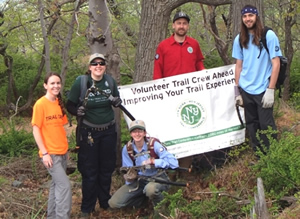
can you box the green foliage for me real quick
[203,51,225,69]
[289,56,300,95]
[295,191,300,204]
[182,184,240,218]
[155,189,188,217]
[156,185,243,218]
[0,120,36,157]
[228,138,251,159]
[288,92,300,111]
[253,131,300,198]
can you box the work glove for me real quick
[123,168,137,183]
[110,96,122,107]
[234,85,243,107]
[261,88,275,108]
[77,106,86,117]
[142,158,155,166]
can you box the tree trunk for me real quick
[38,0,51,73]
[251,177,270,219]
[201,4,232,65]
[282,2,295,101]
[88,0,113,54]
[106,46,122,167]
[88,0,121,166]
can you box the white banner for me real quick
[118,64,245,159]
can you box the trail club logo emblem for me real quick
[187,47,193,53]
[177,100,206,128]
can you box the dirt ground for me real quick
[0,103,299,218]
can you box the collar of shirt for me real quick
[170,34,191,46]
[132,141,148,154]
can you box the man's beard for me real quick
[175,29,187,37]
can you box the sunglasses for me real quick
[90,61,106,66]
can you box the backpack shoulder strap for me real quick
[261,26,272,55]
[79,75,89,104]
[126,140,136,165]
[147,137,161,159]
[103,74,115,94]
[257,27,272,58]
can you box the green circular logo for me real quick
[177,100,206,128]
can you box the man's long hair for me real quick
[240,5,263,49]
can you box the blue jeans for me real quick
[46,154,72,219]
[78,124,117,213]
[108,172,170,208]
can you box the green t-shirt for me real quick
[68,74,119,124]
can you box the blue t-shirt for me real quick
[232,31,282,94]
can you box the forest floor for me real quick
[0,101,299,218]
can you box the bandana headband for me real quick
[241,7,259,16]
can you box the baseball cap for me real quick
[129,120,146,132]
[89,53,106,63]
[173,12,190,23]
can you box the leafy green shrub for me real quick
[288,92,300,112]
[156,185,243,218]
[254,131,300,198]
[0,121,36,157]
[155,189,188,217]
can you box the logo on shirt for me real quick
[187,47,193,54]
[159,147,165,153]
[275,46,279,52]
[177,100,206,128]
[155,54,160,60]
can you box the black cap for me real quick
[173,12,190,23]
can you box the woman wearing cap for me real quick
[108,120,178,211]
[66,53,121,217]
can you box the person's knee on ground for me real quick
[144,182,164,206]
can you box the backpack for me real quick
[240,27,287,97]
[78,74,115,105]
[126,137,165,165]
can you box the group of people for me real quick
[31,5,282,218]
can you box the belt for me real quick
[82,119,115,131]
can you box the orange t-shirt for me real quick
[32,96,68,157]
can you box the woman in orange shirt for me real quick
[32,72,72,218]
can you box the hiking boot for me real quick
[79,212,90,219]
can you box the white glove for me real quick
[142,158,155,166]
[234,86,243,106]
[262,88,275,108]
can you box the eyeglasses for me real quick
[90,61,106,66]
[131,129,145,134]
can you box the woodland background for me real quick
[0,0,299,218]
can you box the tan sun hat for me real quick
[129,120,146,132]
[88,53,106,64]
